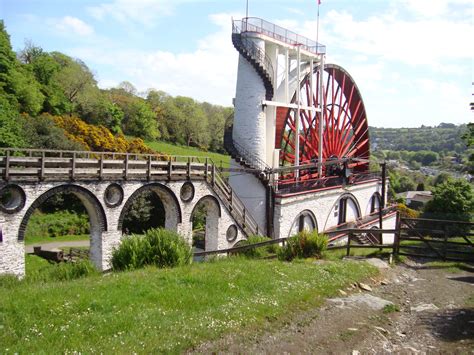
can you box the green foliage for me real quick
[277,230,328,261]
[383,304,400,313]
[0,22,44,115]
[46,260,99,281]
[0,97,26,147]
[51,53,97,115]
[236,235,280,259]
[397,203,420,219]
[21,113,85,150]
[0,255,99,286]
[389,170,416,194]
[122,191,165,234]
[25,211,89,240]
[462,123,474,148]
[1,24,234,154]
[424,178,474,220]
[111,228,192,271]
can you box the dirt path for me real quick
[25,240,90,254]
[191,258,474,354]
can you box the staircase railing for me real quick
[232,20,274,100]
[224,126,270,174]
[206,158,263,236]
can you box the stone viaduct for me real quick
[0,149,256,277]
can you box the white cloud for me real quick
[53,16,94,36]
[401,0,473,18]
[87,0,192,26]
[75,13,239,106]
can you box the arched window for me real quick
[336,194,361,225]
[289,210,318,237]
[369,193,381,214]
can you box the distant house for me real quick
[396,191,433,210]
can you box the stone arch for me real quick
[190,195,221,251]
[324,193,361,230]
[18,184,107,242]
[288,209,318,237]
[189,195,221,221]
[117,183,182,231]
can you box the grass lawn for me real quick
[0,257,377,353]
[323,247,392,261]
[146,140,230,169]
[25,234,90,246]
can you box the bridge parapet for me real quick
[0,148,262,242]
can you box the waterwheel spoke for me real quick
[279,64,369,179]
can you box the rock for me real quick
[365,258,390,269]
[411,303,439,312]
[329,294,394,311]
[348,328,358,331]
[352,350,360,355]
[358,282,373,292]
[380,279,389,285]
[339,289,347,296]
[403,346,420,353]
[396,331,406,338]
[374,326,389,334]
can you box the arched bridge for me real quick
[0,148,261,277]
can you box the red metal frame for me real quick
[276,64,370,181]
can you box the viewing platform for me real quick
[232,17,326,55]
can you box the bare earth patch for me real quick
[190,258,473,354]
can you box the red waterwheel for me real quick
[276,63,370,180]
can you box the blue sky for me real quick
[1,0,472,128]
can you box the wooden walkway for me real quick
[0,148,262,237]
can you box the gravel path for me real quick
[191,258,474,354]
[25,240,90,253]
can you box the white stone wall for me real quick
[233,37,267,162]
[274,181,384,239]
[228,159,267,235]
[0,180,247,278]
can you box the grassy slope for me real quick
[146,140,230,168]
[0,258,377,353]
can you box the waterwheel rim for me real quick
[278,64,370,180]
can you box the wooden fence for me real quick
[194,214,474,263]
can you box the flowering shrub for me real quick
[52,114,155,153]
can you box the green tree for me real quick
[165,96,209,147]
[0,97,25,147]
[146,89,171,140]
[0,21,44,116]
[462,123,474,173]
[424,179,474,220]
[122,99,158,140]
[21,114,85,150]
[51,52,97,116]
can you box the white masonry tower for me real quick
[228,17,326,234]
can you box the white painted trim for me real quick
[262,100,321,112]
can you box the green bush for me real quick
[26,211,89,239]
[236,235,280,259]
[6,257,100,285]
[112,228,192,271]
[278,230,328,261]
[47,260,99,281]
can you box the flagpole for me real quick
[316,1,320,53]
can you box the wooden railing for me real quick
[196,216,473,263]
[0,148,263,237]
